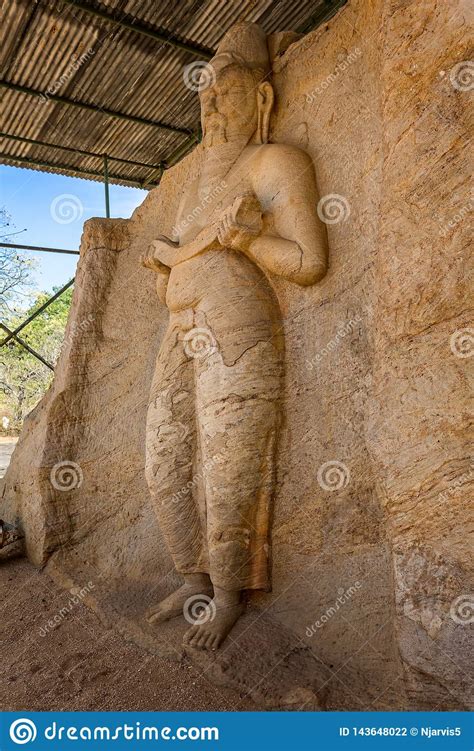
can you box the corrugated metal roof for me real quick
[0,0,345,188]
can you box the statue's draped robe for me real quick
[145,246,283,591]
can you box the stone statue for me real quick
[141,23,328,650]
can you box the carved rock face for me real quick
[200,66,260,148]
[1,3,470,710]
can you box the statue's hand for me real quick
[216,194,263,252]
[140,236,178,273]
[140,251,169,274]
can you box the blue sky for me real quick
[0,164,147,294]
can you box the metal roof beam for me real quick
[0,131,165,174]
[0,128,198,181]
[164,132,200,168]
[0,80,191,136]
[61,0,214,60]
[0,150,159,188]
[0,323,54,370]
[0,242,79,256]
[0,279,75,348]
[297,0,347,34]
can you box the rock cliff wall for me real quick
[2,0,471,709]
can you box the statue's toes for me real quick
[202,632,215,651]
[196,631,209,650]
[183,625,199,645]
[146,604,161,619]
[146,609,163,624]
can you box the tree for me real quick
[0,206,35,317]
[0,287,73,430]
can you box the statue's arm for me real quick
[140,247,170,304]
[154,272,169,304]
[247,147,329,286]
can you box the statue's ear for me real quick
[256,81,274,144]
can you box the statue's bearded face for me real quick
[198,64,262,200]
[200,65,260,148]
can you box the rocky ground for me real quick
[0,556,257,711]
[0,436,17,479]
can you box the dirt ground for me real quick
[0,436,17,478]
[0,556,257,711]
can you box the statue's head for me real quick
[200,23,274,150]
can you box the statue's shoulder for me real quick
[248,142,314,174]
[263,142,311,157]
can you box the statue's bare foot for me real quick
[0,519,25,559]
[146,574,212,625]
[183,592,244,650]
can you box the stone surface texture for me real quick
[141,20,330,652]
[1,0,472,710]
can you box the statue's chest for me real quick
[176,172,252,244]
[177,184,214,240]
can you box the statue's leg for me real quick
[184,335,282,649]
[145,322,211,624]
